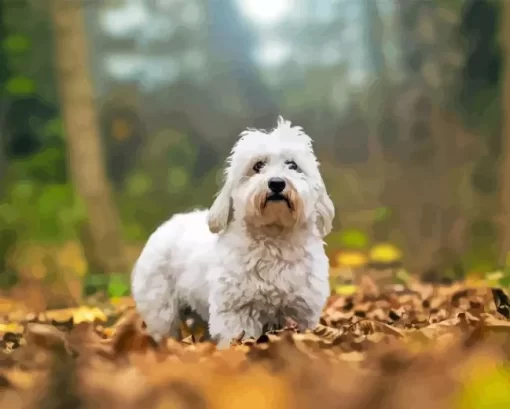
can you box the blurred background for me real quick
[0,0,508,307]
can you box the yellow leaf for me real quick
[369,243,402,263]
[336,251,367,268]
[334,284,357,295]
[73,307,108,324]
[487,271,504,281]
[44,306,108,324]
[0,322,24,334]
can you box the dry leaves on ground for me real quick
[1,278,510,408]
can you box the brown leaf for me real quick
[24,323,72,355]
[67,322,104,353]
[373,321,406,338]
[339,351,366,362]
[359,275,379,299]
[409,317,461,341]
[313,324,347,344]
[480,314,510,331]
[111,311,157,356]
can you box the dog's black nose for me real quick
[268,177,286,193]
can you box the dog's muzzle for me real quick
[264,178,292,209]
[264,193,292,209]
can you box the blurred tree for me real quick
[206,0,278,128]
[100,87,145,189]
[458,0,501,211]
[0,0,58,167]
[1,0,61,163]
[456,0,502,271]
[0,0,8,190]
[499,0,510,265]
[0,0,16,286]
[362,0,390,164]
[459,0,501,135]
[0,0,66,284]
[50,0,126,274]
[385,0,468,274]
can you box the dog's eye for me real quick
[286,160,298,171]
[253,161,265,173]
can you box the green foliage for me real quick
[465,220,500,273]
[115,128,216,242]
[118,184,169,242]
[339,229,369,250]
[83,273,109,297]
[125,172,152,198]
[3,0,57,104]
[461,88,501,136]
[0,269,19,290]
[463,246,499,275]
[166,133,196,193]
[0,227,18,289]
[83,272,131,297]
[168,167,190,192]
[5,75,35,95]
[0,178,85,243]
[41,118,65,143]
[374,207,391,222]
[107,273,131,298]
[2,34,31,53]
[471,220,498,241]
[500,274,510,288]
[327,228,370,251]
[167,134,197,168]
[438,0,467,16]
[10,148,67,183]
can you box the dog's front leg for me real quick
[284,295,324,333]
[208,307,263,349]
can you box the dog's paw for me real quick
[215,338,232,350]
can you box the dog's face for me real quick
[208,117,334,237]
[233,150,313,229]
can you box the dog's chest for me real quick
[240,244,310,309]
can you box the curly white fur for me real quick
[131,117,335,348]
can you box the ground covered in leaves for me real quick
[1,277,510,409]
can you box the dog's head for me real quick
[208,117,334,237]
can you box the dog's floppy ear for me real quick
[208,175,234,234]
[315,177,335,238]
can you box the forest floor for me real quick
[0,276,510,409]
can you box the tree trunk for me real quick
[0,0,8,193]
[499,0,510,266]
[361,0,387,165]
[206,0,278,128]
[50,0,126,274]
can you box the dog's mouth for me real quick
[264,193,292,209]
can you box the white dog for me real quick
[131,117,335,348]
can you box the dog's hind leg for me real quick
[131,258,181,342]
[179,307,211,341]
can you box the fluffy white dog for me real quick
[131,117,335,348]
